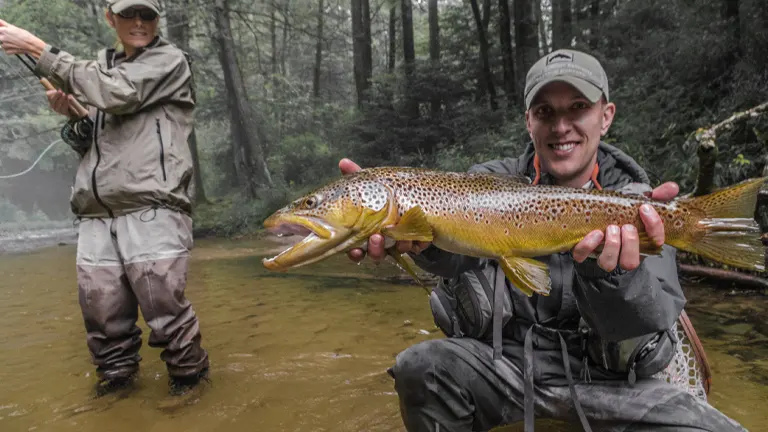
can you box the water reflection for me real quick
[0,236,764,431]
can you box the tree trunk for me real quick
[270,6,278,89]
[552,0,572,49]
[589,0,600,49]
[212,0,273,197]
[281,1,290,75]
[401,0,419,118]
[499,0,516,105]
[428,0,440,116]
[722,0,741,60]
[562,0,573,47]
[361,0,372,94]
[166,0,207,204]
[552,0,562,48]
[351,0,372,107]
[535,0,547,55]
[514,0,540,97]
[470,0,498,111]
[388,5,397,73]
[313,0,324,99]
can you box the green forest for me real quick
[0,0,766,238]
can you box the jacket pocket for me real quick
[155,118,167,182]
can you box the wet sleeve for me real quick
[572,244,687,343]
[409,246,485,279]
[35,44,192,115]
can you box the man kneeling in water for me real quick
[341,49,746,431]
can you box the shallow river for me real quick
[0,234,766,431]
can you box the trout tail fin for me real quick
[671,177,767,272]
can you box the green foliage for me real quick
[595,0,768,190]
[268,133,340,187]
[193,185,310,238]
[1,0,767,238]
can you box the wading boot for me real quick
[169,367,210,397]
[158,368,210,412]
[94,373,137,399]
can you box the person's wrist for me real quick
[27,36,46,59]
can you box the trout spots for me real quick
[360,181,388,211]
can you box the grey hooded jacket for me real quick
[35,36,196,218]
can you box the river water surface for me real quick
[0,233,766,431]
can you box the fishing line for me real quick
[0,53,88,180]
[0,139,63,179]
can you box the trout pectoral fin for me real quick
[381,206,434,241]
[498,256,552,297]
[385,246,431,295]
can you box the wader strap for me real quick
[678,310,712,395]
[559,333,593,432]
[522,325,593,432]
[492,265,505,361]
[523,326,535,432]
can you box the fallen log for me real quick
[678,263,768,289]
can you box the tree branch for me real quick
[686,100,768,196]
[678,263,768,290]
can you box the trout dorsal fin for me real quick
[381,206,434,242]
[498,256,552,297]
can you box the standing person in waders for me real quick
[339,49,748,431]
[0,0,210,399]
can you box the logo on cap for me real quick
[546,52,573,65]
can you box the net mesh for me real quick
[651,321,708,401]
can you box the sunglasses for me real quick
[114,8,158,21]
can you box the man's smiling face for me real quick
[525,81,616,188]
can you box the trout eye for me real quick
[302,195,321,209]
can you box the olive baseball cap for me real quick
[107,0,160,14]
[524,49,609,109]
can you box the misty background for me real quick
[0,0,766,238]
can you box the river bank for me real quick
[0,223,78,255]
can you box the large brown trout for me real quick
[262,167,767,296]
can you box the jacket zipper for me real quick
[88,50,117,218]
[90,110,114,218]
[156,118,167,182]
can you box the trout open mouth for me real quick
[261,213,355,271]
[267,222,315,238]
